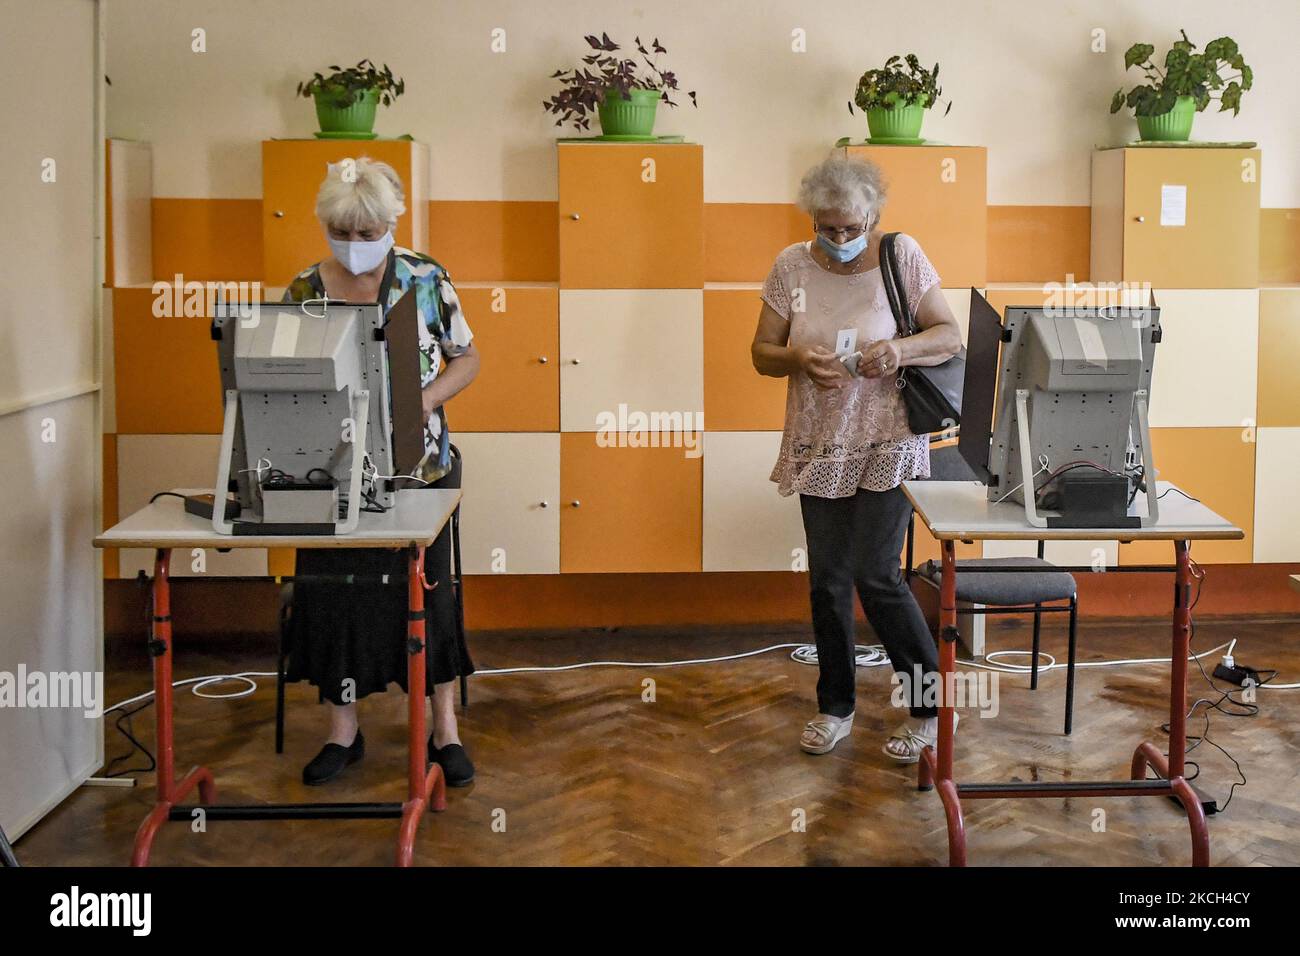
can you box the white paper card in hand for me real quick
[835,328,858,357]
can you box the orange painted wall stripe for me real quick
[703,202,808,283]
[987,205,1091,282]
[152,198,262,282]
[146,198,1299,288]
[429,200,559,282]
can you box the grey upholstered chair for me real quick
[905,443,1080,734]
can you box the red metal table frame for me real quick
[917,537,1207,866]
[131,544,445,867]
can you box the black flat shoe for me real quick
[303,730,365,786]
[428,741,475,787]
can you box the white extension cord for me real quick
[101,636,1290,717]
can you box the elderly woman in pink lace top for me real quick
[751,155,963,762]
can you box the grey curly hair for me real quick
[797,154,887,224]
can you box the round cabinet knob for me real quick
[1135,215,1146,223]
[539,500,549,509]
[538,356,548,364]
[273,210,285,219]
[570,213,581,221]
[570,500,581,508]
[571,358,581,365]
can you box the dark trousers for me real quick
[799,485,939,719]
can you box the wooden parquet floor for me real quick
[15,616,1300,866]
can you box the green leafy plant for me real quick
[297,59,405,108]
[849,54,951,115]
[543,33,697,131]
[1109,31,1252,117]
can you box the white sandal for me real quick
[800,713,854,755]
[883,712,959,764]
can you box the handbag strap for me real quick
[879,232,915,339]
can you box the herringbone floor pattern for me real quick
[16,617,1300,866]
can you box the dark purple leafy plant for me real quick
[543,33,697,131]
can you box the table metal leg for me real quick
[918,539,967,866]
[396,544,447,867]
[1130,539,1208,866]
[131,549,216,867]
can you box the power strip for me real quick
[1212,661,1262,687]
[1168,780,1219,816]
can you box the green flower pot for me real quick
[866,102,926,141]
[597,88,661,138]
[1136,95,1196,142]
[314,88,379,135]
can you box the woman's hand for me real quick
[421,383,441,421]
[858,339,904,379]
[798,345,849,389]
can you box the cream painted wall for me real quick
[105,0,1299,205]
[1,0,103,840]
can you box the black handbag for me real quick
[878,232,965,435]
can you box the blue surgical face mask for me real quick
[816,231,869,263]
[327,228,394,275]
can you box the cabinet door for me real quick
[116,434,267,578]
[262,140,427,285]
[702,432,805,571]
[845,145,987,288]
[703,288,787,430]
[449,285,559,432]
[1122,148,1260,288]
[1119,427,1255,566]
[1147,289,1258,427]
[453,433,560,574]
[560,433,702,572]
[558,143,703,288]
[112,287,223,435]
[559,289,703,433]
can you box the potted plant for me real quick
[849,54,950,144]
[296,59,405,139]
[1109,31,1252,142]
[543,33,696,139]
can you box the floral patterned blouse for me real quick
[282,246,473,482]
[761,234,940,498]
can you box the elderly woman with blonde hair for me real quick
[281,157,480,787]
[752,154,963,762]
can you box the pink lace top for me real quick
[761,235,941,498]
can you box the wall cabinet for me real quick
[557,143,703,289]
[1090,147,1260,289]
[843,145,987,288]
[453,433,560,574]
[558,289,703,433]
[261,139,428,285]
[703,288,787,431]
[559,433,702,573]
[450,285,559,432]
[702,432,805,571]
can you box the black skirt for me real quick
[283,456,474,705]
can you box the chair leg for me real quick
[1064,595,1079,735]
[452,506,469,710]
[1030,605,1042,690]
[275,607,288,755]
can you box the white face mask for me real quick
[327,228,394,275]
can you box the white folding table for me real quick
[900,478,1242,866]
[94,488,461,867]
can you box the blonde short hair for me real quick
[797,154,887,223]
[314,157,406,232]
